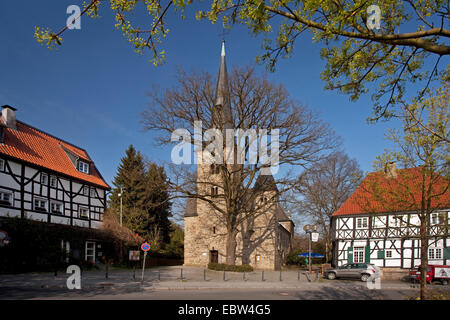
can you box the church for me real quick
[183,42,295,270]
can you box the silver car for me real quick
[324,263,380,282]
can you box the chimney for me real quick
[1,105,17,130]
[385,162,397,178]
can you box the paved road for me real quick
[0,285,422,300]
[1,266,448,300]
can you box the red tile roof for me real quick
[333,167,449,216]
[0,120,109,189]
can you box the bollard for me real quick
[158,269,161,281]
[279,270,282,281]
[105,263,109,279]
[204,269,206,281]
[298,270,300,281]
[243,271,246,281]
[262,270,265,281]
[180,268,183,280]
[223,270,226,281]
[133,265,136,280]
[315,270,319,281]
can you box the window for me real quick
[0,191,12,206]
[386,250,392,258]
[431,213,438,225]
[392,215,407,227]
[34,198,47,212]
[211,187,218,196]
[85,241,96,263]
[356,217,368,229]
[0,159,4,171]
[210,164,220,174]
[90,188,95,197]
[79,207,89,219]
[41,173,48,185]
[50,176,57,188]
[50,201,63,214]
[212,226,216,234]
[77,161,89,174]
[82,186,89,196]
[353,247,365,263]
[429,248,442,260]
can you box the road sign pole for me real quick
[141,251,147,282]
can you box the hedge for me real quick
[208,263,253,272]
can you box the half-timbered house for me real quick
[331,163,449,273]
[0,105,110,264]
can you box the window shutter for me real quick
[365,246,371,263]
[377,250,385,259]
[347,247,353,263]
[444,248,450,260]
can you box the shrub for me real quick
[208,263,253,272]
[286,250,307,266]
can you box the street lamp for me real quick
[118,187,125,227]
[303,224,318,274]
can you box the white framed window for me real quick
[50,176,57,188]
[50,201,63,214]
[0,190,13,206]
[356,217,368,229]
[386,250,392,258]
[392,215,407,227]
[79,206,89,219]
[431,213,438,225]
[77,161,89,174]
[429,247,442,260]
[85,241,96,263]
[0,158,4,171]
[354,247,365,263]
[41,173,48,185]
[82,186,89,196]
[34,198,48,212]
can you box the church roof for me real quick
[213,41,233,130]
[253,174,278,192]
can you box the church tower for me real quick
[183,42,294,270]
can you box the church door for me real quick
[210,250,218,263]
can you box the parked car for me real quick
[409,264,450,285]
[324,263,380,282]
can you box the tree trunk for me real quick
[226,231,238,265]
[419,217,428,300]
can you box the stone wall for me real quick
[380,267,409,281]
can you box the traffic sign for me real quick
[141,242,150,252]
[311,232,319,242]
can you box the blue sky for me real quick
[0,1,440,189]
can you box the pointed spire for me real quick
[213,40,233,129]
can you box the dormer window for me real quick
[78,160,89,174]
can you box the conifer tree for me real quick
[109,145,172,244]
[143,162,172,244]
